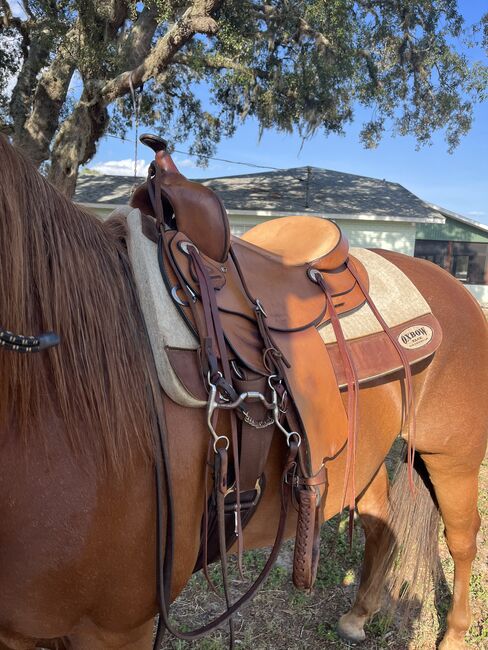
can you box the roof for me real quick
[75,166,445,223]
[427,203,488,234]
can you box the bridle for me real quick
[0,326,59,352]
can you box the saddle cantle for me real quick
[128,134,443,642]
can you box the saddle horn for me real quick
[140,134,168,154]
[140,134,180,175]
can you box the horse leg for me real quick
[421,454,481,650]
[337,463,392,642]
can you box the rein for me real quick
[143,147,312,647]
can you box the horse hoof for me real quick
[337,613,367,644]
[438,637,468,650]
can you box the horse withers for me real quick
[0,134,486,650]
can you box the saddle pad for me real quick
[127,209,440,406]
[126,208,205,407]
[318,248,431,343]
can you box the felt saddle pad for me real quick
[126,209,441,404]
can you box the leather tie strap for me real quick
[312,270,360,541]
[346,260,416,491]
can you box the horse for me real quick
[0,133,486,650]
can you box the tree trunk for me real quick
[48,92,109,197]
[45,0,221,196]
[11,25,78,166]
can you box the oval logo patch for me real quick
[398,325,433,350]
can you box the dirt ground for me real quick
[160,453,487,650]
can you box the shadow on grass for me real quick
[158,511,445,649]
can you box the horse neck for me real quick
[0,154,155,475]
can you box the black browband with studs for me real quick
[0,327,60,353]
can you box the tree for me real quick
[0,0,486,197]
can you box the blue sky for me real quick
[88,1,488,225]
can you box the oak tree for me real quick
[0,1,486,196]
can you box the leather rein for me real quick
[146,159,320,648]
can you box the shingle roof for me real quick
[74,166,444,222]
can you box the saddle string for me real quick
[202,441,221,595]
[215,445,236,645]
[188,247,245,574]
[346,260,416,492]
[312,271,360,541]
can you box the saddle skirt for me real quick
[126,207,442,399]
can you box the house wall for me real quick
[229,212,417,256]
[416,217,488,243]
[467,285,488,307]
[87,204,417,258]
[81,204,121,220]
[333,219,417,255]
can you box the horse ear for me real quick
[130,182,155,217]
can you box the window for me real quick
[453,255,470,281]
[414,240,488,285]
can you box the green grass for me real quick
[160,457,488,649]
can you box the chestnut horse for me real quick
[0,134,486,650]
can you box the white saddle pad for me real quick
[125,209,431,407]
[318,247,430,344]
[126,208,204,407]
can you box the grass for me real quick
[159,455,487,649]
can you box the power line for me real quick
[173,149,282,171]
[106,133,282,172]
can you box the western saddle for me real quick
[131,134,417,647]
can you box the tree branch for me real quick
[295,17,337,55]
[117,4,159,69]
[101,0,222,103]
[1,0,28,37]
[1,0,13,25]
[9,28,52,142]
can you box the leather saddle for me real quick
[131,134,419,597]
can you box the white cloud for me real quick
[88,156,198,176]
[90,159,147,176]
[174,157,197,169]
[467,210,486,217]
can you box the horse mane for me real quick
[0,135,155,473]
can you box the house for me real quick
[414,206,488,306]
[74,166,488,306]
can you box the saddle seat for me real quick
[241,215,347,269]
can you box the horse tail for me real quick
[377,449,441,616]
